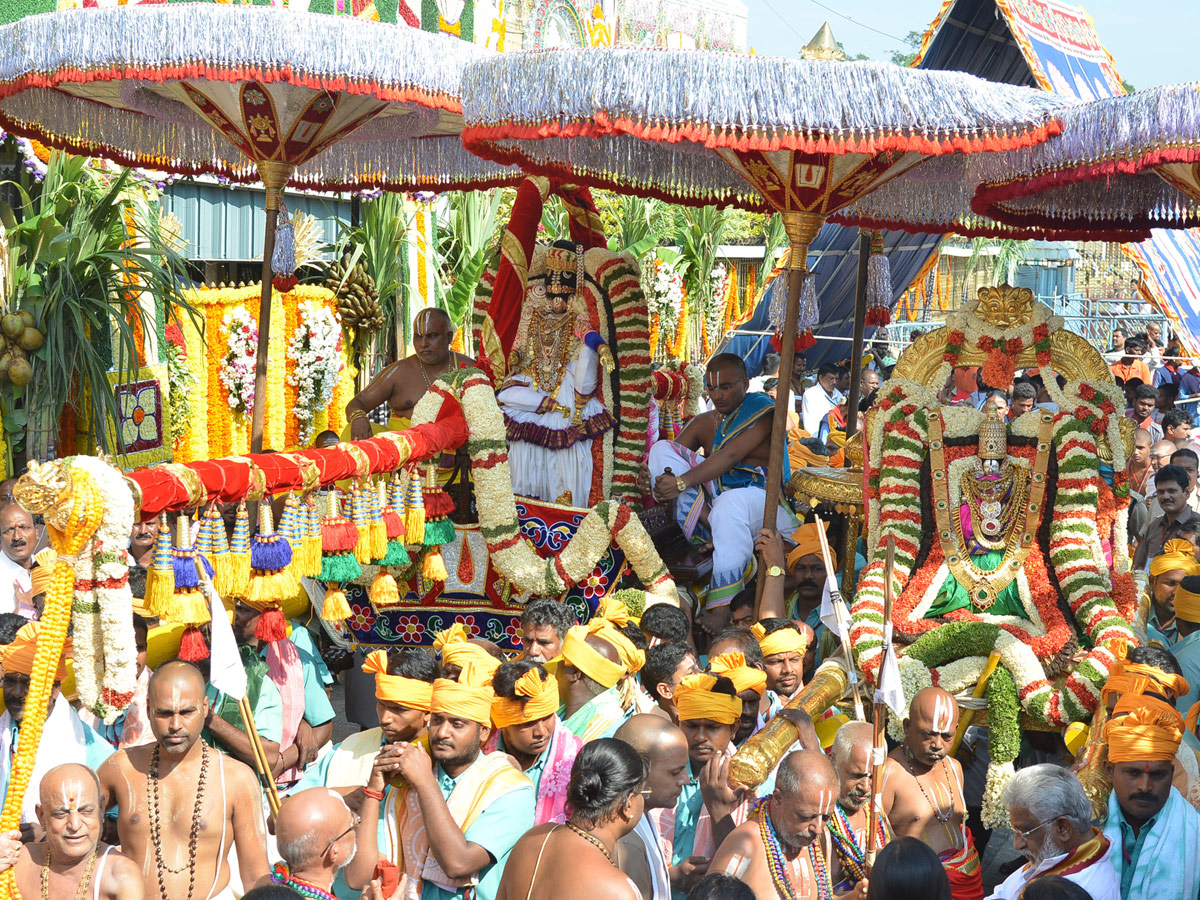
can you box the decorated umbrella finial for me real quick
[865,230,892,327]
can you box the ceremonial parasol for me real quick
[461,48,1067,613]
[0,4,516,452]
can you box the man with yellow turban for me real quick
[651,673,755,898]
[1144,538,1200,649]
[433,623,503,683]
[0,622,113,825]
[750,619,810,701]
[345,659,534,900]
[1166,574,1200,714]
[1102,694,1200,900]
[491,659,581,825]
[755,521,835,632]
[707,651,766,745]
[290,647,438,899]
[557,617,641,742]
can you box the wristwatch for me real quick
[766,565,785,578]
[675,476,688,494]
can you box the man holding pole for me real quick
[97,660,271,900]
[828,721,888,893]
[882,687,981,900]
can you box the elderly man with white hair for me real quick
[270,787,358,898]
[986,764,1118,900]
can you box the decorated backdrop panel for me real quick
[343,497,627,650]
[175,284,356,461]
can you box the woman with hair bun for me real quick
[497,738,647,900]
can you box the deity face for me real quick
[679,716,733,769]
[413,310,454,367]
[377,699,427,744]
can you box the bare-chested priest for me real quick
[98,660,270,900]
[882,687,981,900]
[13,763,143,900]
[709,749,868,900]
[345,308,473,439]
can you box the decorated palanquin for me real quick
[849,285,1137,823]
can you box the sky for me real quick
[743,0,1198,89]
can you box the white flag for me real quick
[820,580,845,640]
[205,579,246,701]
[874,622,906,719]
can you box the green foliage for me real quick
[334,193,408,361]
[889,30,925,67]
[0,151,195,462]
[1120,78,1136,95]
[965,238,1033,283]
[436,189,507,332]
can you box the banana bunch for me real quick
[325,257,384,330]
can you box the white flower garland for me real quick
[646,258,684,336]
[287,300,344,446]
[219,306,257,417]
[71,456,137,723]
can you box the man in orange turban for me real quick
[1102,694,1200,900]
[1145,538,1200,649]
[345,659,534,900]
[1167,575,1200,716]
[557,617,638,743]
[0,622,113,825]
[491,659,581,825]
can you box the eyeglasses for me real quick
[321,814,359,857]
[1012,818,1058,841]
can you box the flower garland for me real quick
[409,369,677,603]
[219,306,257,419]
[288,301,344,447]
[165,339,194,450]
[645,257,684,339]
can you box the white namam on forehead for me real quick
[814,787,835,817]
[41,764,99,812]
[931,692,954,732]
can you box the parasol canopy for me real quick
[461,47,1072,617]
[0,4,519,452]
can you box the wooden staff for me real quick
[866,538,896,868]
[192,555,282,817]
[813,514,865,721]
[949,650,1002,757]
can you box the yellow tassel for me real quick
[422,549,447,583]
[172,589,212,627]
[369,517,388,562]
[144,517,174,617]
[370,570,401,608]
[248,568,301,609]
[321,585,352,624]
[353,484,373,565]
[404,470,425,545]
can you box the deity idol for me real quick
[498,241,614,507]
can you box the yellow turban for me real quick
[361,650,433,712]
[1150,539,1200,577]
[492,667,560,729]
[433,624,502,678]
[1102,659,1190,705]
[789,441,829,469]
[430,659,494,727]
[597,596,631,628]
[708,651,767,697]
[1175,584,1200,625]
[750,622,808,660]
[675,673,742,725]
[561,621,628,688]
[1105,694,1185,763]
[3,622,71,682]
[786,522,834,573]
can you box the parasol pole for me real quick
[251,161,296,454]
[754,210,826,619]
[866,537,896,868]
[845,230,870,441]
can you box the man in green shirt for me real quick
[557,619,638,742]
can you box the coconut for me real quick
[17,310,32,329]
[16,327,42,352]
[0,353,13,383]
[7,357,30,388]
[1,314,23,340]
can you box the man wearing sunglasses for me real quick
[986,764,1118,900]
[272,788,359,897]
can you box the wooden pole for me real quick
[250,161,296,454]
[866,538,896,868]
[754,211,826,619]
[949,650,1002,757]
[240,695,282,818]
[813,513,864,721]
[845,230,871,440]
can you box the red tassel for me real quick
[796,330,818,351]
[179,626,210,662]
[383,507,403,540]
[256,607,288,643]
[423,488,456,518]
[865,306,892,327]
[272,274,298,292]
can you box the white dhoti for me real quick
[649,439,796,606]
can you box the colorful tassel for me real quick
[422,548,447,583]
[370,570,401,609]
[144,515,174,617]
[229,501,251,599]
[321,583,352,624]
[382,480,403,540]
[377,539,410,567]
[248,502,299,613]
[368,481,388,562]
[170,515,211,627]
[301,494,323,577]
[352,483,374,565]
[865,230,892,327]
[423,518,456,547]
[403,469,425,545]
[178,626,210,662]
[321,490,359,553]
[278,493,300,550]
[201,504,235,599]
[319,551,362,582]
[256,606,288,643]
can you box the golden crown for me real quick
[977,410,1008,461]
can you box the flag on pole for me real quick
[820,580,844,639]
[875,622,905,719]
[206,581,246,701]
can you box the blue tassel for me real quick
[251,534,293,572]
[172,551,213,589]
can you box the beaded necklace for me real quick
[566,822,615,864]
[40,847,99,900]
[270,862,338,900]
[901,749,955,825]
[149,743,209,900]
[757,799,832,900]
[826,804,885,885]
